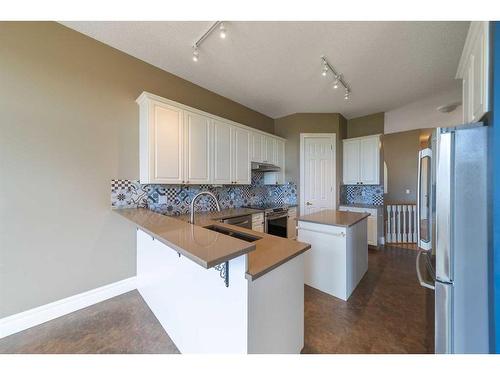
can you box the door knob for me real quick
[306,202,313,206]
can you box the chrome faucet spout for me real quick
[189,191,221,224]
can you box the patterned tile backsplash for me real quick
[111,172,297,215]
[340,184,384,206]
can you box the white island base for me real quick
[298,217,368,301]
[136,229,304,354]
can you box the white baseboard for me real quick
[0,277,137,339]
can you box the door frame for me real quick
[299,133,337,215]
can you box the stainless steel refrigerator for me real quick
[416,122,491,354]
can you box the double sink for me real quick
[204,225,262,243]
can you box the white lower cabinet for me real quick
[287,207,297,239]
[339,205,382,247]
[252,213,264,232]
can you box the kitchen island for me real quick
[297,209,369,301]
[115,208,310,354]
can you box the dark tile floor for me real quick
[0,246,434,354]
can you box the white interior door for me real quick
[300,134,336,215]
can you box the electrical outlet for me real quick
[405,189,410,195]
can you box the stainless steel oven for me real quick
[265,209,288,238]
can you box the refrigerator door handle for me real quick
[416,250,435,290]
[417,148,432,251]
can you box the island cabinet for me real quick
[136,229,304,353]
[137,91,285,186]
[297,210,369,301]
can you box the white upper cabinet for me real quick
[359,136,380,185]
[139,99,184,184]
[233,127,251,184]
[263,139,285,185]
[184,110,211,185]
[263,136,276,164]
[343,134,381,185]
[213,120,233,185]
[342,139,360,185]
[456,22,490,123]
[137,92,284,185]
[251,132,264,162]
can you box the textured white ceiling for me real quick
[60,21,469,119]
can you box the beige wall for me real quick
[274,113,346,206]
[346,112,384,139]
[0,22,274,318]
[383,129,431,204]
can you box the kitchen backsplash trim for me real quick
[111,172,297,215]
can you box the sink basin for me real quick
[204,225,262,243]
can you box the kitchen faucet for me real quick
[189,191,221,224]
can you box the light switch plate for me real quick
[405,189,410,194]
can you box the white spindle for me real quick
[402,205,407,243]
[385,203,417,244]
[386,205,391,242]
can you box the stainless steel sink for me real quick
[204,225,262,243]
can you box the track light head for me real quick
[219,22,227,39]
[192,47,199,62]
[322,65,328,77]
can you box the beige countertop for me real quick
[115,208,310,281]
[297,209,370,227]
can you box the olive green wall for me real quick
[274,113,347,205]
[0,21,273,318]
[346,112,384,138]
[383,129,426,204]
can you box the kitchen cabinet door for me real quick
[457,22,489,123]
[359,136,380,185]
[367,217,377,246]
[141,100,184,184]
[263,136,276,164]
[213,119,232,184]
[251,132,264,162]
[184,110,212,184]
[263,139,286,185]
[342,139,360,184]
[233,127,251,184]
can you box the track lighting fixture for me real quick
[320,56,351,100]
[192,21,227,62]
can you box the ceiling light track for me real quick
[321,55,351,100]
[192,21,227,62]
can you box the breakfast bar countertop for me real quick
[115,208,311,281]
[297,209,370,227]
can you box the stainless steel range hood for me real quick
[251,162,281,172]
